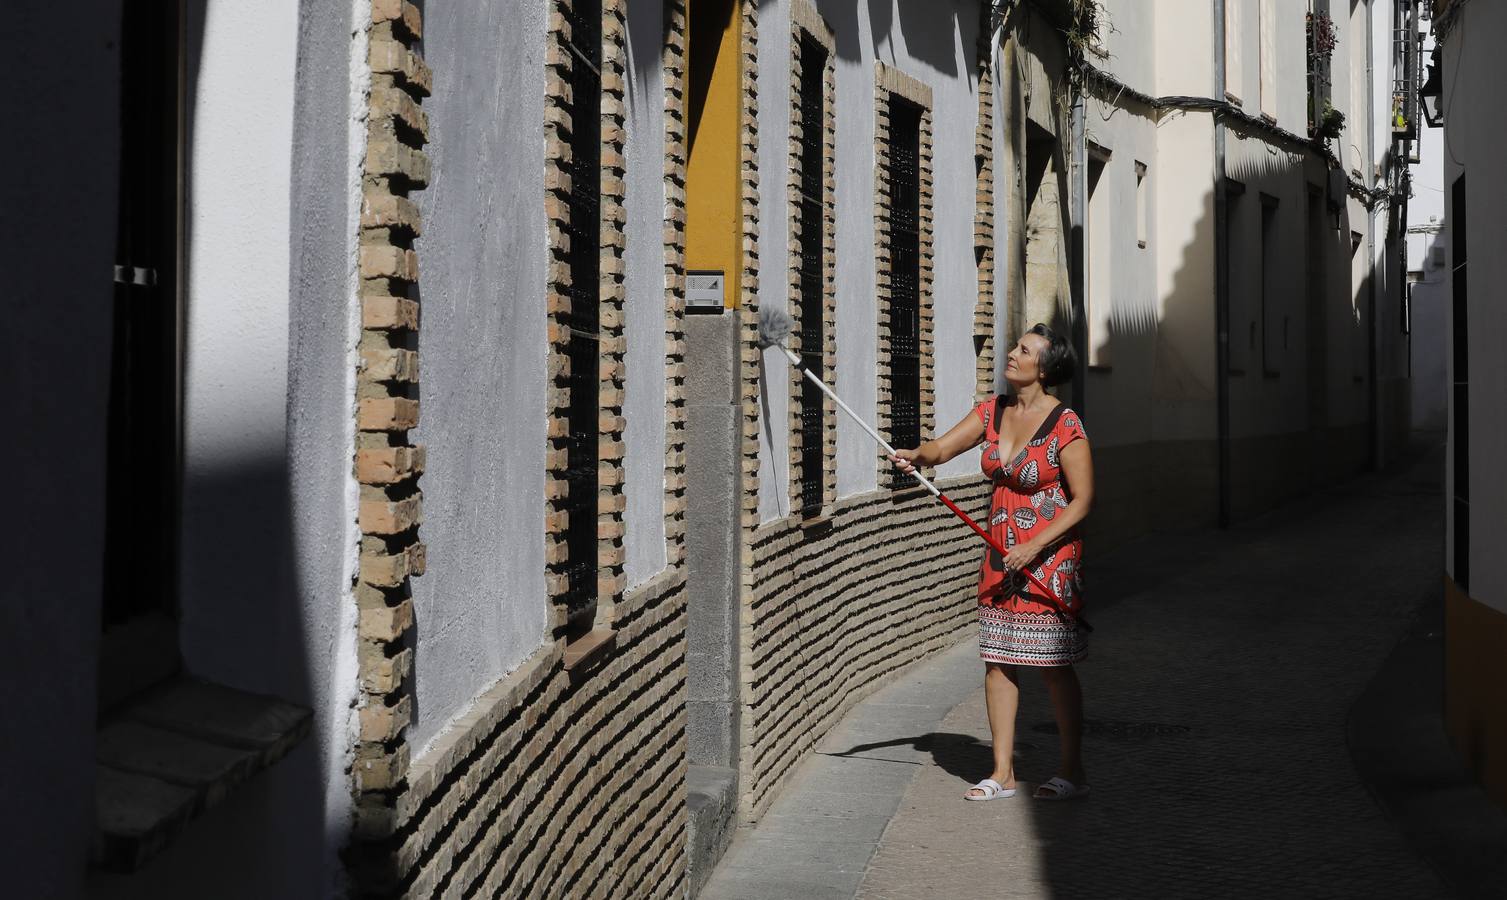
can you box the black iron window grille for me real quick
[887,96,922,488]
[562,0,603,623]
[798,35,827,517]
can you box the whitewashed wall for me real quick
[1147,0,1219,443]
[1083,1,1161,451]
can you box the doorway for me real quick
[100,1,185,711]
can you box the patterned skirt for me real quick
[978,602,1087,667]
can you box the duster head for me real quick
[757,305,794,348]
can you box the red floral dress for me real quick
[973,396,1088,666]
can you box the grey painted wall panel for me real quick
[624,0,670,588]
[756,0,793,524]
[409,0,550,751]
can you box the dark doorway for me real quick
[100,1,185,710]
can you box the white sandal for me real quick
[1033,776,1090,801]
[963,778,1017,801]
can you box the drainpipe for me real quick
[1070,77,1088,414]
[1213,0,1231,528]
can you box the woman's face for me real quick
[1003,332,1051,388]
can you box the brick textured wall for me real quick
[663,1,690,570]
[740,477,990,818]
[344,1,693,896]
[973,5,998,402]
[350,571,687,898]
[544,0,630,629]
[735,0,764,631]
[352,0,430,822]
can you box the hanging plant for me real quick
[1316,100,1346,142]
[1307,12,1338,61]
[1064,0,1108,60]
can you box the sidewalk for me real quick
[700,443,1507,899]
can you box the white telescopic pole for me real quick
[778,345,941,498]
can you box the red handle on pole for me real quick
[935,491,1084,627]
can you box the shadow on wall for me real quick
[686,0,736,156]
[820,0,964,74]
[1071,132,1375,552]
[864,0,961,76]
[86,1,348,895]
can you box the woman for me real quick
[890,323,1093,801]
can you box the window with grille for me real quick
[562,0,602,624]
[797,34,827,516]
[887,96,922,488]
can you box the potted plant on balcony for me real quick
[1315,100,1346,146]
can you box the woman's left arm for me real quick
[1001,440,1095,571]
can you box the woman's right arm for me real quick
[888,408,985,474]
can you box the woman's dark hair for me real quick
[1026,323,1077,387]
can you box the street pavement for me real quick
[700,441,1507,899]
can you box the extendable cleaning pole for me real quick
[757,307,1090,631]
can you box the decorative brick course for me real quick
[544,0,630,634]
[663,0,690,568]
[348,0,429,860]
[735,0,765,813]
[787,0,838,517]
[973,6,998,402]
[873,62,936,485]
[741,477,989,819]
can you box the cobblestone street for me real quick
[702,443,1507,899]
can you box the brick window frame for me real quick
[788,1,836,519]
[351,0,431,820]
[874,63,934,489]
[971,4,997,401]
[662,0,690,569]
[545,0,629,650]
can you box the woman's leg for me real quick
[966,662,1020,797]
[1038,664,1086,789]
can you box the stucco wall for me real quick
[1145,0,1218,443]
[755,0,985,520]
[178,1,300,678]
[1222,136,1321,443]
[1082,31,1159,451]
[408,0,550,752]
[624,0,670,588]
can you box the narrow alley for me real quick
[702,441,1507,899]
[14,1,1507,897]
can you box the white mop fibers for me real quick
[756,306,794,349]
